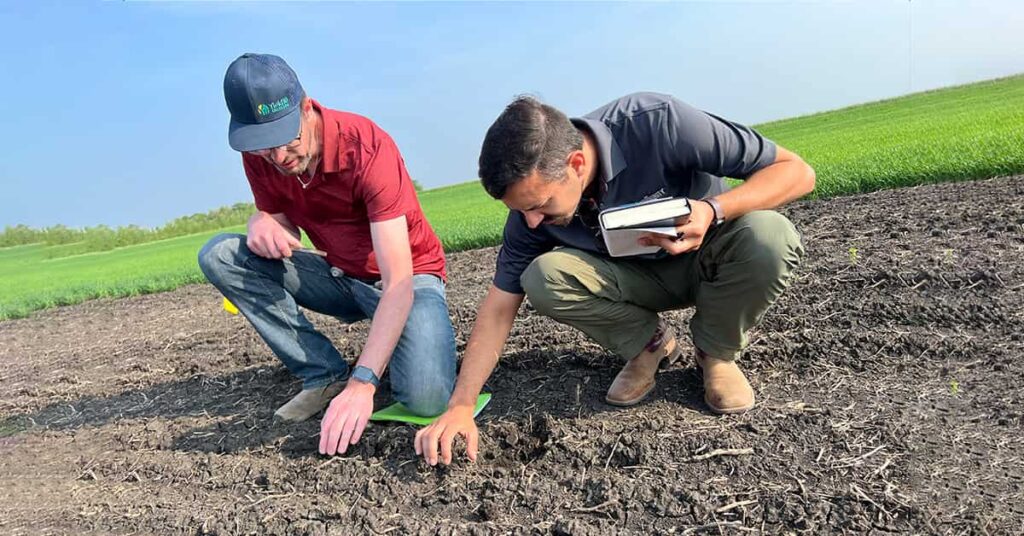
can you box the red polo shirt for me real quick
[242,100,446,281]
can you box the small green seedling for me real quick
[848,247,859,265]
[949,379,960,396]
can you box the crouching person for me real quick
[417,93,813,465]
[199,53,455,456]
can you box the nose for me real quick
[269,147,289,164]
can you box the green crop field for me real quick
[0,229,241,320]
[758,75,1024,197]
[417,182,508,252]
[2,75,1023,320]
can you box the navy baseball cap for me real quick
[223,53,306,152]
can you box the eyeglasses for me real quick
[246,123,302,157]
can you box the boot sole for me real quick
[604,382,655,407]
[272,410,315,423]
[704,400,755,414]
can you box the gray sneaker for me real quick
[273,380,346,423]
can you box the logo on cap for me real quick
[256,97,291,117]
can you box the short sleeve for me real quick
[242,154,285,214]
[663,97,777,180]
[492,212,556,294]
[358,135,409,223]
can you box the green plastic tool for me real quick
[369,393,492,426]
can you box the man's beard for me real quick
[273,156,310,176]
[549,214,574,226]
[550,199,586,226]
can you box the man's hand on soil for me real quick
[319,382,375,456]
[639,198,715,255]
[414,405,478,466]
[247,212,303,259]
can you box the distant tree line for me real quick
[1,179,427,252]
[0,202,256,250]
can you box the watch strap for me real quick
[351,365,381,387]
[703,197,725,226]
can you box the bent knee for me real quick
[731,211,804,283]
[197,233,246,281]
[737,211,802,256]
[520,250,582,314]
[400,386,452,417]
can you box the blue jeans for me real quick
[198,233,456,416]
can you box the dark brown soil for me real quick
[2,176,1023,535]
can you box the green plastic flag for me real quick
[370,393,492,426]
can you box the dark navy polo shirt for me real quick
[493,92,777,295]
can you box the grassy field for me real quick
[0,185,510,320]
[2,75,1023,320]
[0,230,242,319]
[757,75,1024,197]
[417,182,508,252]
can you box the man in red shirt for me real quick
[199,53,455,456]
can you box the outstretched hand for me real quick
[319,382,376,456]
[414,405,479,466]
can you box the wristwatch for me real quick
[350,365,380,388]
[703,197,725,227]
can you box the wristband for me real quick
[703,198,725,227]
[350,365,380,387]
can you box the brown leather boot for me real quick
[605,323,682,407]
[695,349,754,414]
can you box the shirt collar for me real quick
[571,117,626,183]
[310,99,342,174]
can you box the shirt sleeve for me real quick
[492,211,557,295]
[242,154,285,214]
[662,97,777,180]
[358,134,410,223]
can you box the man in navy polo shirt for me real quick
[199,53,455,457]
[416,93,814,466]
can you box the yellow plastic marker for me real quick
[223,297,240,315]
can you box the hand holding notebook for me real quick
[599,197,691,257]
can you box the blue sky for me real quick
[2,0,1023,229]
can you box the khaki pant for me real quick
[519,210,804,361]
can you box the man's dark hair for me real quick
[478,96,584,199]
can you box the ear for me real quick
[567,150,586,175]
[301,96,313,112]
